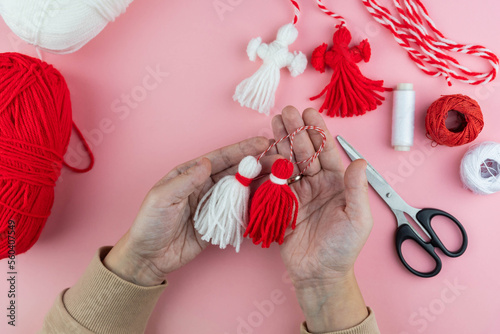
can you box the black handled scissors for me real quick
[337,136,468,278]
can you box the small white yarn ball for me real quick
[238,156,262,179]
[276,23,298,45]
[460,141,500,195]
[0,0,133,54]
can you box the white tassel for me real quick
[233,23,307,115]
[194,156,262,252]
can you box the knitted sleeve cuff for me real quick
[300,308,380,334]
[62,246,166,334]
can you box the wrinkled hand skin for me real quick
[270,106,373,332]
[103,136,274,287]
[103,105,374,333]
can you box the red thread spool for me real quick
[425,94,484,147]
[0,53,92,258]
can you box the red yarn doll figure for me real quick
[310,26,389,117]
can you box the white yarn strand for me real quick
[233,23,307,115]
[194,156,262,252]
[460,142,500,195]
[0,0,133,54]
[269,174,288,185]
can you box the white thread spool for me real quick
[391,83,415,151]
[460,142,500,195]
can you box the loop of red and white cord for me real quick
[290,0,301,24]
[316,0,346,26]
[257,126,327,176]
[361,0,499,85]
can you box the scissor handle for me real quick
[395,208,468,278]
[416,208,468,257]
[396,224,442,278]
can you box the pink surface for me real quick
[0,0,499,333]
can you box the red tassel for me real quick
[244,159,298,248]
[310,25,390,117]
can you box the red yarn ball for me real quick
[0,53,88,258]
[271,159,294,179]
[425,94,484,147]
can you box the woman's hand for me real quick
[103,137,269,287]
[270,106,374,332]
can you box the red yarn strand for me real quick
[63,122,95,173]
[257,125,326,176]
[290,0,301,24]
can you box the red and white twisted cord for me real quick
[361,0,499,85]
[258,126,327,175]
[315,0,346,26]
[290,0,301,24]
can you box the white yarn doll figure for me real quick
[234,23,307,115]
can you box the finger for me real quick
[344,159,373,229]
[266,138,278,156]
[281,106,321,175]
[206,136,269,174]
[302,108,344,174]
[165,136,270,181]
[161,158,212,204]
[272,115,292,158]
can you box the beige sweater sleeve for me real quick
[300,308,380,334]
[39,246,166,334]
[40,247,379,334]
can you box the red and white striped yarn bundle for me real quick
[310,0,390,117]
[315,0,346,25]
[194,126,326,251]
[233,1,307,115]
[360,0,499,86]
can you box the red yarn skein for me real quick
[0,53,92,259]
[425,94,484,147]
[244,159,298,248]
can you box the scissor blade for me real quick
[336,136,432,240]
[336,136,388,185]
[336,136,412,213]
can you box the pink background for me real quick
[1,0,499,333]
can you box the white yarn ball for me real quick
[460,141,500,195]
[0,0,133,54]
[238,156,262,179]
[276,23,298,45]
